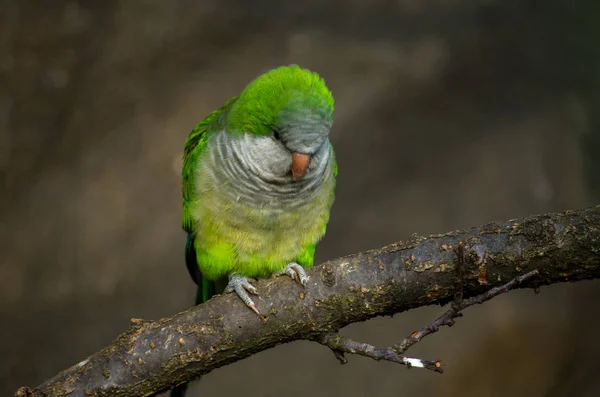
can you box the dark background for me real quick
[2,1,600,396]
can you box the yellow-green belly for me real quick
[191,181,334,281]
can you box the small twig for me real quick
[332,348,347,365]
[462,269,540,306]
[315,269,540,372]
[315,333,443,373]
[394,269,540,354]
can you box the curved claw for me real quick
[284,262,308,286]
[225,274,259,315]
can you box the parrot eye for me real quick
[272,130,281,141]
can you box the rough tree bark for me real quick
[16,206,600,397]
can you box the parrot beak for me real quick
[291,152,311,181]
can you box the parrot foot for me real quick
[225,273,260,315]
[283,262,308,286]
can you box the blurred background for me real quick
[2,1,600,396]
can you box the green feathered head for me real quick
[228,65,334,155]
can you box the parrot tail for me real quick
[170,233,217,397]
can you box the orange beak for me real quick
[291,152,311,181]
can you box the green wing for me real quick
[182,96,238,233]
[181,97,238,300]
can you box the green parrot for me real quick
[172,65,337,395]
[180,64,336,311]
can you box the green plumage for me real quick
[174,64,337,397]
[181,65,336,306]
[182,96,237,234]
[227,65,334,136]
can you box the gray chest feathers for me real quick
[193,131,336,234]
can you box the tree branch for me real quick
[16,206,600,397]
[314,268,539,372]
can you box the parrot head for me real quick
[227,65,334,181]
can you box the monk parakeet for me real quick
[180,65,337,317]
[172,66,336,396]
